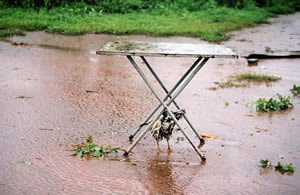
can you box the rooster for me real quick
[150,109,185,153]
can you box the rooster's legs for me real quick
[167,138,173,153]
[156,140,162,153]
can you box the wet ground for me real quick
[0,13,300,194]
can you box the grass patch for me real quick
[0,6,274,41]
[290,84,300,96]
[16,95,32,99]
[0,28,25,37]
[214,72,281,89]
[218,80,248,88]
[256,94,293,112]
[235,72,281,82]
[73,136,119,158]
[16,95,25,99]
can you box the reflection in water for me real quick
[146,154,183,195]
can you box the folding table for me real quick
[96,41,237,161]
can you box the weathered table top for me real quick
[96,41,238,58]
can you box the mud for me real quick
[1,13,300,194]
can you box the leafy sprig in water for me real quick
[259,159,295,174]
[290,84,300,96]
[256,94,293,112]
[73,136,119,158]
[260,159,272,168]
[275,162,295,173]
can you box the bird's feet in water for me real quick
[167,148,173,153]
[156,148,163,153]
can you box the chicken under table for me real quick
[96,41,238,161]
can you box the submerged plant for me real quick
[16,95,25,99]
[275,162,295,173]
[218,80,248,88]
[256,94,293,112]
[260,159,295,174]
[235,72,281,82]
[214,72,281,89]
[260,159,272,168]
[73,136,119,158]
[290,84,300,96]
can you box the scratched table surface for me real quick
[96,41,238,58]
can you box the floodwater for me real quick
[0,13,300,195]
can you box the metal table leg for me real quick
[128,57,201,141]
[140,56,205,147]
[125,56,209,161]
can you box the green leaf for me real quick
[256,94,293,112]
[285,163,295,173]
[290,84,300,96]
[275,162,295,173]
[260,159,271,168]
[275,162,283,169]
[92,150,101,157]
[76,151,83,157]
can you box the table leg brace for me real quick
[129,57,201,141]
[125,56,208,161]
[140,56,205,147]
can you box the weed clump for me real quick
[214,72,281,89]
[73,136,119,158]
[260,159,295,174]
[0,29,25,37]
[260,159,272,168]
[290,84,300,96]
[16,95,25,99]
[256,94,293,112]
[235,72,281,82]
[275,162,295,173]
[218,80,248,88]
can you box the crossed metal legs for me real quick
[124,56,209,161]
[139,56,205,146]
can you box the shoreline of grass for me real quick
[0,5,296,42]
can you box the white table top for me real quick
[96,41,238,58]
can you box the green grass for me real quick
[218,80,248,88]
[0,6,273,41]
[0,28,25,37]
[214,72,281,89]
[235,72,281,82]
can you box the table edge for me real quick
[96,51,239,58]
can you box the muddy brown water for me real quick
[1,13,300,194]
